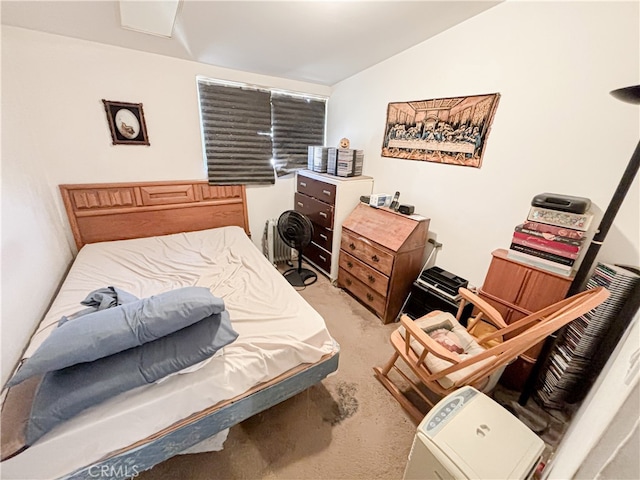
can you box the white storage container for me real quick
[404,386,544,480]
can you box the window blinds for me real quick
[198,78,326,185]
[198,82,275,185]
[271,93,326,176]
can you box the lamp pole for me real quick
[568,140,640,295]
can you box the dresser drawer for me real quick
[341,229,394,275]
[303,243,331,273]
[295,192,334,229]
[339,251,389,297]
[311,224,333,252]
[297,175,336,206]
[338,267,386,316]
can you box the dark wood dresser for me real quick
[337,203,429,324]
[295,170,373,281]
[478,248,573,390]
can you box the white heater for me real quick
[262,218,292,265]
[404,386,544,480]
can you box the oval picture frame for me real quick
[102,99,150,145]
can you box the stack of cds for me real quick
[307,146,364,177]
[536,263,640,409]
[307,145,328,173]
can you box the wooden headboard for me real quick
[60,180,250,250]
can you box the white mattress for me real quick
[2,226,336,479]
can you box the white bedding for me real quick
[1,226,336,479]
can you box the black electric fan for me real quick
[277,210,317,287]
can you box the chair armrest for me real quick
[458,288,508,331]
[400,315,462,364]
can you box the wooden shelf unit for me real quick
[478,248,573,391]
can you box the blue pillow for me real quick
[1,310,238,459]
[7,287,225,387]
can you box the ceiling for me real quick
[1,1,502,86]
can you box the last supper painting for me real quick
[381,93,500,168]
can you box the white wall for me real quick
[326,5,639,475]
[327,0,640,288]
[0,26,330,385]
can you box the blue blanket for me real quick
[58,286,139,326]
[1,287,238,461]
[8,286,226,386]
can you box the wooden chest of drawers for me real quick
[295,170,373,281]
[338,203,429,324]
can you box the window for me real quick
[197,78,326,185]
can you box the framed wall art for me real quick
[381,93,500,168]
[102,99,150,145]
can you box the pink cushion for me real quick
[425,327,464,353]
[398,312,500,390]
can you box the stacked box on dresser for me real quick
[326,147,338,175]
[508,196,593,276]
[307,146,329,173]
[337,149,363,177]
[309,147,364,176]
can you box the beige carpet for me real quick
[138,270,417,480]
[137,267,566,479]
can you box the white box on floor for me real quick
[404,386,544,480]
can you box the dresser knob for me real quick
[349,243,356,250]
[372,255,379,263]
[297,201,304,207]
[319,255,326,262]
[319,211,327,218]
[347,261,353,268]
[346,279,352,286]
[366,293,374,302]
[367,275,375,283]
[320,233,328,241]
[322,189,331,196]
[300,182,307,187]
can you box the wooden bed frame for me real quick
[64,351,339,479]
[53,180,339,479]
[59,180,251,249]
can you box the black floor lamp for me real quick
[567,84,640,296]
[518,84,640,407]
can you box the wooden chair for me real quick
[373,286,609,423]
